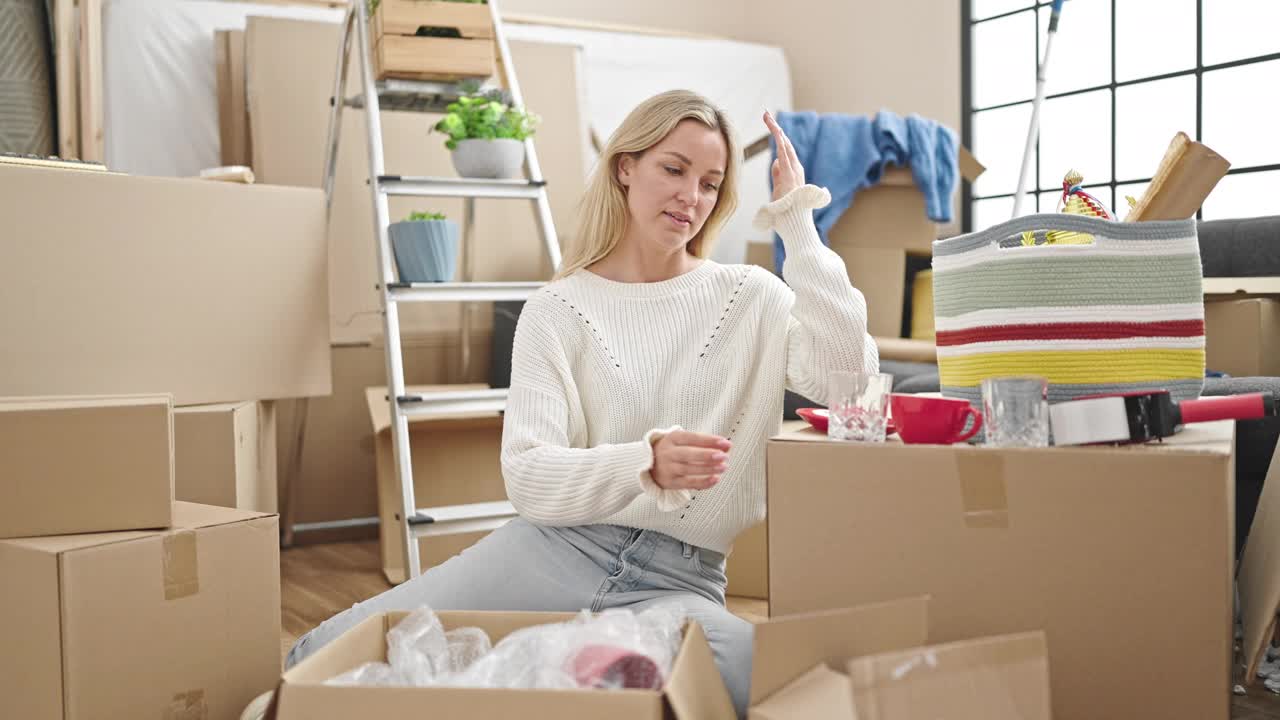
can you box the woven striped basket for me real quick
[931,213,1205,405]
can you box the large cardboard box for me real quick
[1205,298,1280,377]
[0,502,282,720]
[828,150,984,339]
[268,610,736,719]
[366,385,508,583]
[766,421,1235,720]
[0,394,173,538]
[0,164,331,405]
[175,401,278,513]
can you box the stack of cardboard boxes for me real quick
[0,160,330,719]
[0,395,282,720]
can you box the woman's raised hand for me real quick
[765,110,804,202]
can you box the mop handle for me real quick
[1011,0,1066,217]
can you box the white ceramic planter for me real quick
[450,138,526,179]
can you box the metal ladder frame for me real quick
[320,0,560,580]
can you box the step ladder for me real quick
[320,0,560,580]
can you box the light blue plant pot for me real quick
[389,219,459,283]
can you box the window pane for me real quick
[972,194,1036,230]
[1203,60,1280,168]
[973,11,1036,107]
[973,0,1036,21]
[1115,181,1150,220]
[1204,0,1280,65]
[1039,0,1110,95]
[1038,89,1112,190]
[1201,171,1280,220]
[1115,0,1196,81]
[1115,76,1196,181]
[973,104,1034,196]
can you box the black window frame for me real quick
[961,0,1280,233]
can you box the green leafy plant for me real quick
[432,85,539,151]
[405,210,447,222]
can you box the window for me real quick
[963,0,1280,232]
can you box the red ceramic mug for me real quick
[889,394,983,445]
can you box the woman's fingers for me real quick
[667,430,731,450]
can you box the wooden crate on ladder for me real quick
[370,0,496,81]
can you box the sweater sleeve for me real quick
[500,298,692,525]
[754,184,880,404]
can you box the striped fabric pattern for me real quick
[931,214,1205,403]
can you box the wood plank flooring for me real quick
[280,539,1280,717]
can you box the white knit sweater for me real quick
[500,184,878,553]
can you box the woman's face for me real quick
[617,119,728,253]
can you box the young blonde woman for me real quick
[282,89,877,717]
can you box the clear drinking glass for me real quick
[827,371,894,442]
[981,376,1050,447]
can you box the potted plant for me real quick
[388,210,459,283]
[432,86,539,179]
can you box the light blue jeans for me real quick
[285,517,754,717]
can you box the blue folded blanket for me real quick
[770,109,959,274]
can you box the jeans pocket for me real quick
[693,547,728,586]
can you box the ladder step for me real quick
[408,500,517,538]
[398,387,508,418]
[387,281,543,303]
[342,79,501,114]
[378,175,545,199]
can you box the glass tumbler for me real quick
[827,371,894,442]
[981,376,1050,447]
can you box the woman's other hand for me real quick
[651,430,731,491]
[765,110,804,202]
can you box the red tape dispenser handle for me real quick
[1178,393,1275,425]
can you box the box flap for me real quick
[958,146,985,183]
[748,664,854,720]
[847,631,1051,719]
[1240,444,1280,680]
[665,621,737,720]
[365,385,503,434]
[749,597,929,705]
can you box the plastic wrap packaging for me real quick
[326,603,687,691]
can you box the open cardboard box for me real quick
[267,610,736,719]
[766,420,1235,720]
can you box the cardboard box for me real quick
[175,401,278,513]
[828,150,984,339]
[1205,298,1280,377]
[726,520,769,600]
[268,610,736,719]
[0,164,331,405]
[1237,440,1280,684]
[748,597,929,720]
[0,394,173,538]
[766,421,1235,720]
[366,384,508,584]
[0,502,282,720]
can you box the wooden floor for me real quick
[282,539,1280,717]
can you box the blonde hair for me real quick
[555,90,740,280]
